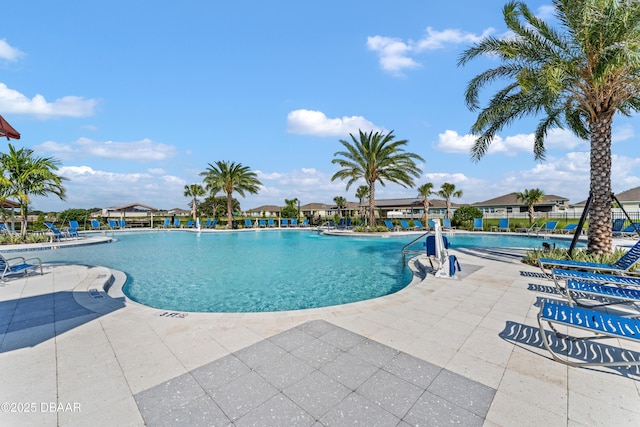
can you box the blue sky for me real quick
[1,1,639,212]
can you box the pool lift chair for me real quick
[428,222,459,278]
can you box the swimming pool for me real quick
[31,231,414,313]
[25,230,583,313]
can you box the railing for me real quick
[402,231,431,260]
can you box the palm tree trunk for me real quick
[528,205,534,224]
[588,114,614,255]
[192,197,197,221]
[20,205,27,237]
[368,182,376,227]
[227,191,234,228]
[423,199,429,227]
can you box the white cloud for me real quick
[33,165,188,211]
[0,39,24,62]
[435,128,593,157]
[613,123,634,143]
[36,137,178,162]
[255,171,283,180]
[544,128,587,150]
[536,5,556,21]
[366,36,421,76]
[0,83,98,118]
[433,130,476,153]
[286,109,383,137]
[367,27,494,76]
[415,27,494,51]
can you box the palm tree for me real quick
[202,179,220,218]
[200,161,262,227]
[333,196,347,217]
[459,0,640,254]
[417,182,434,227]
[355,185,369,223]
[183,184,205,221]
[515,189,545,225]
[438,183,462,219]
[331,130,423,227]
[0,144,67,236]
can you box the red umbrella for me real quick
[0,115,20,140]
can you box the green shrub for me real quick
[452,205,483,229]
[523,247,632,268]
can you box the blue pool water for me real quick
[25,230,582,313]
[31,231,414,312]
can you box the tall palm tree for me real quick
[355,185,369,223]
[437,183,462,219]
[0,144,67,236]
[200,161,262,227]
[515,188,545,225]
[184,183,205,221]
[459,0,640,254]
[417,182,434,227]
[331,130,423,227]
[333,196,347,217]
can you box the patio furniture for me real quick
[539,239,640,274]
[537,300,640,368]
[0,254,43,281]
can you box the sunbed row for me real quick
[536,239,640,368]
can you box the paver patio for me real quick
[1,239,639,426]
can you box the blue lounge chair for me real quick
[0,223,16,235]
[442,218,454,230]
[551,268,640,303]
[558,223,578,234]
[281,219,289,227]
[119,219,127,228]
[336,218,345,229]
[427,219,436,229]
[612,218,626,234]
[209,219,218,228]
[539,221,558,233]
[162,218,171,228]
[516,222,539,233]
[539,238,640,274]
[44,222,67,241]
[290,218,298,227]
[258,219,266,228]
[399,220,416,231]
[620,222,640,238]
[384,219,397,231]
[473,218,483,231]
[173,218,181,228]
[186,220,195,228]
[90,219,102,230]
[299,219,309,227]
[413,220,425,230]
[496,218,509,232]
[0,253,43,281]
[67,220,80,238]
[537,300,640,368]
[244,219,253,228]
[108,219,119,229]
[268,219,275,228]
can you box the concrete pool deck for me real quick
[0,236,639,426]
